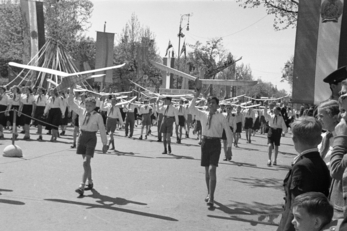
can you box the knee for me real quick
[83,160,90,168]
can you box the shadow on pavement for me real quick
[230,177,283,190]
[219,161,281,171]
[0,198,25,205]
[208,201,281,227]
[279,151,296,156]
[86,189,147,206]
[44,198,178,221]
[156,154,194,160]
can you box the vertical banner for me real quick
[20,0,44,64]
[95,32,115,86]
[162,56,175,89]
[293,0,346,104]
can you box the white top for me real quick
[100,99,110,112]
[189,97,233,146]
[318,131,335,166]
[21,94,35,105]
[176,105,187,117]
[35,94,48,107]
[244,109,255,120]
[123,104,137,113]
[8,94,21,106]
[264,108,287,131]
[44,96,65,115]
[161,104,179,124]
[139,105,152,114]
[95,98,101,107]
[68,95,107,146]
[0,93,9,106]
[225,113,236,128]
[107,106,124,123]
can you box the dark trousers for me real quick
[125,112,135,137]
[157,113,163,140]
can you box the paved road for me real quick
[0,125,296,231]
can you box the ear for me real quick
[314,216,323,230]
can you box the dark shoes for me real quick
[157,139,162,142]
[139,136,143,140]
[60,131,65,136]
[162,149,167,154]
[71,143,76,148]
[75,187,84,196]
[168,145,172,154]
[85,183,94,190]
[186,132,189,138]
[37,136,43,141]
[23,136,30,140]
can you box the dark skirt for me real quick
[178,115,185,127]
[194,120,202,132]
[9,105,20,125]
[73,114,79,128]
[235,122,242,133]
[34,106,46,126]
[253,117,261,130]
[20,104,33,126]
[0,105,7,126]
[244,117,253,130]
[60,107,69,126]
[46,108,61,130]
[142,113,151,126]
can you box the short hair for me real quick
[293,192,333,229]
[318,100,340,116]
[209,96,219,105]
[291,117,322,146]
[85,97,96,105]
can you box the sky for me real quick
[86,0,297,93]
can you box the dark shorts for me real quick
[106,117,118,133]
[178,115,185,127]
[47,108,61,130]
[222,126,233,140]
[201,137,221,167]
[142,113,151,126]
[77,130,97,157]
[244,118,253,129]
[267,127,282,147]
[160,117,175,134]
[235,122,242,133]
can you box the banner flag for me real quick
[162,57,175,89]
[95,32,114,84]
[293,0,347,104]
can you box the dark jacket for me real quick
[277,151,331,231]
[330,135,347,219]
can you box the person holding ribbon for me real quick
[189,79,233,207]
[68,85,108,197]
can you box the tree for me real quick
[113,13,161,92]
[281,56,293,88]
[237,0,298,30]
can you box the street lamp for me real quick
[177,13,192,89]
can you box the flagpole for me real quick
[177,13,191,89]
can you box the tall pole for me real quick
[177,13,191,89]
[101,21,107,91]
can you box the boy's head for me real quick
[291,117,322,153]
[84,97,96,112]
[208,96,219,113]
[292,192,333,231]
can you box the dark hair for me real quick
[209,96,219,105]
[26,87,33,94]
[293,192,333,229]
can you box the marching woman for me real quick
[18,86,35,140]
[0,86,9,139]
[7,86,22,139]
[44,88,64,142]
[33,87,47,141]
[244,106,255,143]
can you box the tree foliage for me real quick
[237,0,298,30]
[281,56,293,88]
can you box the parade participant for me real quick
[68,85,108,196]
[292,192,333,231]
[33,87,47,141]
[59,91,69,136]
[316,100,339,164]
[244,106,255,143]
[175,99,187,144]
[123,102,136,138]
[222,104,234,161]
[218,102,226,113]
[44,88,65,142]
[71,92,84,148]
[138,100,152,140]
[99,95,110,125]
[277,117,330,231]
[233,106,243,147]
[6,86,22,139]
[106,98,124,150]
[264,104,287,166]
[160,97,179,154]
[153,98,164,142]
[252,109,261,136]
[18,86,35,140]
[0,86,9,139]
[189,86,233,207]
[185,101,192,138]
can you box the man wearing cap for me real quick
[323,66,347,102]
[160,97,179,154]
